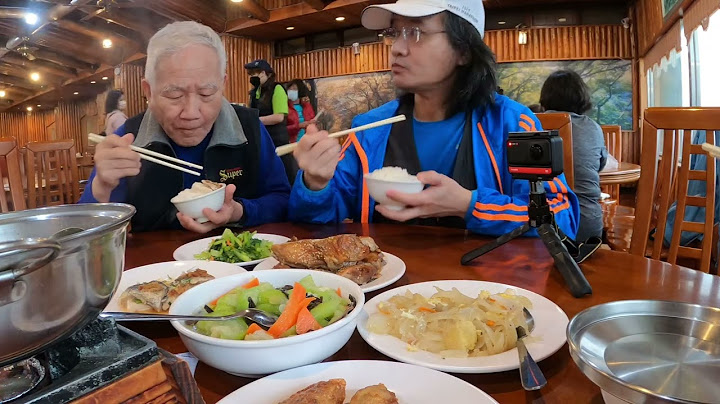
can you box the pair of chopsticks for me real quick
[275,115,407,157]
[702,143,720,159]
[88,133,203,176]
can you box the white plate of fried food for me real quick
[357,280,569,374]
[217,360,497,404]
[105,261,246,313]
[252,234,406,293]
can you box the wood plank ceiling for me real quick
[0,0,625,113]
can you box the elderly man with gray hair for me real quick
[79,21,290,233]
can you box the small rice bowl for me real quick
[366,167,419,183]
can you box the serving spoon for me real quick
[516,308,547,391]
[100,308,278,328]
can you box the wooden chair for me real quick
[601,125,623,200]
[537,112,574,189]
[24,139,80,209]
[631,107,720,273]
[0,137,26,212]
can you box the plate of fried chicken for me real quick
[253,234,406,293]
[217,360,497,404]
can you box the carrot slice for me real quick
[296,306,322,335]
[267,282,314,338]
[336,287,342,297]
[418,307,436,313]
[242,278,259,289]
[246,323,262,335]
[486,320,496,327]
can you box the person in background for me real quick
[245,59,297,183]
[104,89,128,135]
[286,79,316,143]
[78,21,290,233]
[528,104,544,114]
[540,70,607,242]
[288,0,579,238]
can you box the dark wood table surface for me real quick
[122,223,720,403]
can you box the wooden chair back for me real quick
[24,140,80,209]
[601,125,623,200]
[537,112,574,189]
[0,137,26,212]
[631,107,720,272]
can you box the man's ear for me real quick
[141,79,152,100]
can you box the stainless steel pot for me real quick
[0,204,135,366]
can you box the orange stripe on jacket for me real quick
[547,180,558,194]
[345,133,370,223]
[553,177,568,194]
[520,114,538,131]
[477,123,504,195]
[473,210,528,222]
[518,121,532,132]
[476,202,527,212]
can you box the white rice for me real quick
[366,166,419,183]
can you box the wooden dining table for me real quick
[599,162,641,186]
[122,222,720,403]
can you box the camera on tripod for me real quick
[506,130,563,180]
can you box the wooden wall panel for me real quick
[271,25,632,80]
[634,0,697,56]
[114,63,146,118]
[0,111,54,147]
[55,101,85,154]
[223,35,273,104]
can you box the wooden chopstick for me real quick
[275,115,407,157]
[88,133,202,177]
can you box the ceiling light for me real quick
[102,76,108,80]
[286,26,295,30]
[378,33,383,37]
[102,39,113,48]
[231,0,243,2]
[0,90,5,98]
[24,13,38,25]
[518,30,528,45]
[36,104,41,107]
[498,21,506,25]
[558,17,567,22]
[73,92,79,95]
[30,72,40,81]
[26,106,32,112]
[335,16,346,22]
[90,81,96,84]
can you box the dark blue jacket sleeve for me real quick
[77,124,129,203]
[237,124,290,226]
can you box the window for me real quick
[690,12,720,106]
[275,37,306,57]
[343,27,381,46]
[311,31,341,51]
[647,26,690,108]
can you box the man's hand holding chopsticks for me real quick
[91,134,141,203]
[293,124,341,191]
[376,171,473,222]
[176,184,245,233]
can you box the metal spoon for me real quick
[99,308,278,328]
[516,308,547,391]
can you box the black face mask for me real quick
[249,76,261,87]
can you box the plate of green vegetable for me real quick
[173,229,290,267]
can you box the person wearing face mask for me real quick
[104,89,128,136]
[245,59,297,184]
[289,0,579,239]
[285,79,316,143]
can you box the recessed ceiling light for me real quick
[26,106,32,111]
[36,104,41,107]
[335,16,346,22]
[0,90,5,98]
[558,17,567,22]
[73,92,79,95]
[102,38,113,48]
[286,26,295,30]
[378,33,383,37]
[30,72,40,81]
[24,13,38,25]
[90,81,96,84]
[231,0,243,2]
[102,76,108,80]
[498,21,506,25]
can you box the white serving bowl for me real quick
[171,183,225,223]
[364,175,424,211]
[169,269,365,377]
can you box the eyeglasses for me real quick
[381,27,447,45]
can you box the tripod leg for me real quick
[461,224,530,265]
[537,224,592,297]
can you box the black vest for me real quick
[123,105,262,232]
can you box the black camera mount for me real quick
[461,180,592,298]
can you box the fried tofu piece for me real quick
[278,379,346,404]
[349,384,399,404]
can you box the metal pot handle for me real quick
[0,239,62,279]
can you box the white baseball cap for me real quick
[361,0,486,38]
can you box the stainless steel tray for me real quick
[567,300,720,404]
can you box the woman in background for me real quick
[104,89,127,136]
[540,70,607,242]
[245,59,297,183]
[286,79,316,143]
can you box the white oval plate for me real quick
[217,360,498,404]
[357,280,569,374]
[105,260,246,312]
[172,233,290,267]
[253,252,406,293]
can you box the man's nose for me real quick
[391,38,409,57]
[179,95,202,120]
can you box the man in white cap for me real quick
[289,0,580,238]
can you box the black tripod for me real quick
[461,180,592,298]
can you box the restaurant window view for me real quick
[2,0,720,402]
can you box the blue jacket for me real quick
[289,96,580,238]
